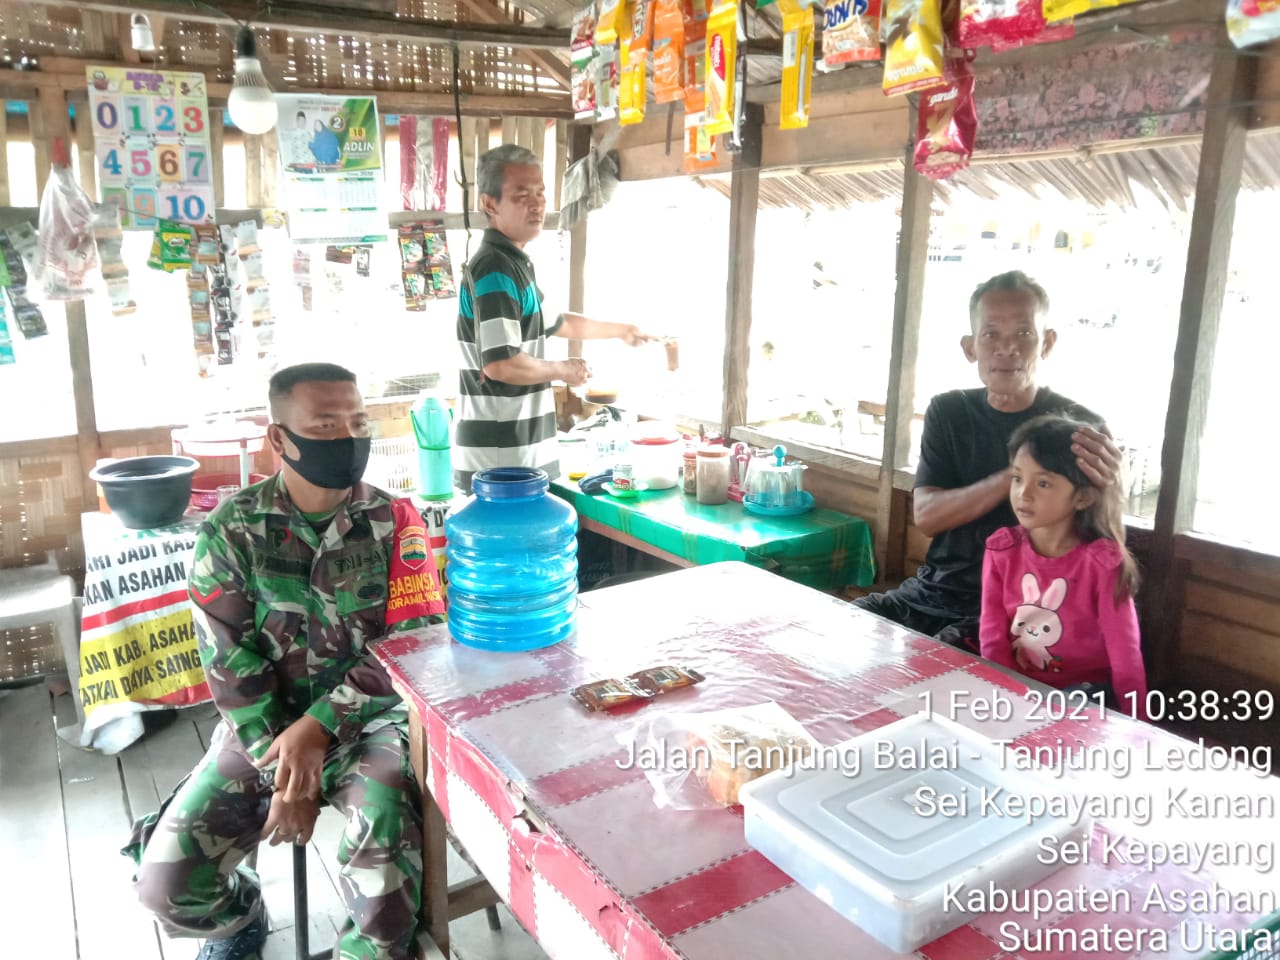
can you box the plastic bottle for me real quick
[445,468,579,651]
[410,391,453,501]
[696,447,731,505]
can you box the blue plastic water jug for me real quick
[411,392,453,501]
[445,468,579,651]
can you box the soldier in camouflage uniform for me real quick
[126,363,443,960]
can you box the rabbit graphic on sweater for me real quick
[1011,573,1068,673]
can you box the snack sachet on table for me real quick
[621,701,819,809]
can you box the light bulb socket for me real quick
[131,14,155,53]
[235,25,258,59]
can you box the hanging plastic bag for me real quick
[620,701,820,809]
[35,138,100,301]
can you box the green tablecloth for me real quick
[551,480,876,591]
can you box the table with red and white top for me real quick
[375,561,1279,960]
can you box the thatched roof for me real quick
[698,129,1280,211]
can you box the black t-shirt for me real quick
[905,387,1101,619]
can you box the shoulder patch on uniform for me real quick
[397,522,428,571]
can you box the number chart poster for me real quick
[86,66,214,229]
[275,94,385,244]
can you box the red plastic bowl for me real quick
[191,472,268,511]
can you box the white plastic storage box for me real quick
[739,712,1091,953]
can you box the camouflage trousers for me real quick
[126,719,422,960]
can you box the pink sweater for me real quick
[980,525,1147,712]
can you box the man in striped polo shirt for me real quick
[455,144,654,493]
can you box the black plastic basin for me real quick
[90,455,200,529]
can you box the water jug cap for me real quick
[472,467,550,499]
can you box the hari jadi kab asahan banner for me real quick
[78,520,211,733]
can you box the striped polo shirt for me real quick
[455,228,564,493]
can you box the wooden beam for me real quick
[66,301,102,507]
[43,56,572,118]
[36,0,569,50]
[875,105,933,583]
[720,104,764,437]
[1146,41,1256,686]
[453,0,571,87]
[210,110,226,208]
[389,210,560,230]
[567,125,591,360]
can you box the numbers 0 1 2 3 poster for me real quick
[86,66,215,229]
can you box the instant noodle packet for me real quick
[653,0,686,101]
[779,0,816,128]
[572,5,599,119]
[882,0,945,96]
[573,665,705,711]
[704,0,740,135]
[913,54,976,180]
[1227,0,1280,47]
[823,0,883,66]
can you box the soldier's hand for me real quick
[261,792,321,846]
[256,714,330,803]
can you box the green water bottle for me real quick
[411,391,453,501]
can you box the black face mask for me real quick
[278,426,371,490]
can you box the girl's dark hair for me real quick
[1007,414,1140,602]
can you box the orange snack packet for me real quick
[882,0,945,96]
[620,0,655,124]
[683,10,708,112]
[703,0,740,135]
[684,113,719,172]
[653,0,686,102]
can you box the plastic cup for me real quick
[217,484,239,503]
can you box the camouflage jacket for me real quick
[190,474,441,763]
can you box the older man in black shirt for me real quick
[853,271,1122,650]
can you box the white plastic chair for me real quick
[0,553,78,686]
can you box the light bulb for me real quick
[131,14,155,54]
[227,26,277,135]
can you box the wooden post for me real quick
[75,108,98,199]
[876,107,933,583]
[720,104,764,438]
[567,125,591,359]
[553,119,569,211]
[243,132,263,209]
[260,127,280,209]
[0,110,9,206]
[526,117,546,166]
[459,117,478,210]
[33,88,73,198]
[1146,44,1256,686]
[501,115,518,146]
[66,301,101,506]
[209,110,226,208]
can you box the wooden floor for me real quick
[1,682,549,960]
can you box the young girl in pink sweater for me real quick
[979,414,1147,716]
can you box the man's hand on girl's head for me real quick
[1071,426,1124,490]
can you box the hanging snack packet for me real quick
[882,0,945,95]
[1042,0,1137,21]
[620,0,654,124]
[823,0,882,66]
[572,6,599,118]
[653,0,686,101]
[684,0,710,111]
[1227,0,1280,47]
[778,0,816,127]
[684,113,720,171]
[958,0,1060,46]
[913,55,976,180]
[595,43,621,119]
[597,0,626,42]
[703,0,740,135]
